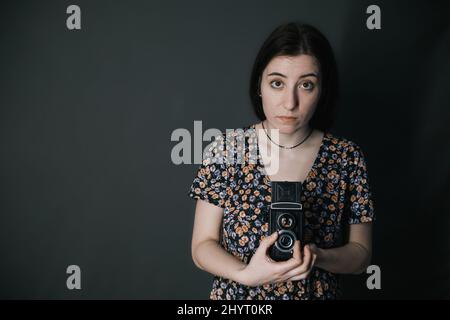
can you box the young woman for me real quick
[188,22,375,300]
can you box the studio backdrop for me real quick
[1,0,449,299]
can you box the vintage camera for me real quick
[268,181,304,261]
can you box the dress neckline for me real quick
[246,124,328,186]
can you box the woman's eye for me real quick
[270,80,283,89]
[301,81,315,90]
[269,80,315,90]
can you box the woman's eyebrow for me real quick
[267,72,319,79]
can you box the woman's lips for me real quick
[276,116,297,123]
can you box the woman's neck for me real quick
[259,120,313,149]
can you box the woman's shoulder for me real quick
[323,131,370,170]
[324,131,365,154]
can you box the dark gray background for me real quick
[1,0,449,299]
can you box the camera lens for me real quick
[278,233,294,250]
[279,234,293,248]
[277,213,295,229]
[275,229,297,252]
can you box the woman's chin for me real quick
[262,120,303,134]
[273,122,300,134]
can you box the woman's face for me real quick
[260,54,321,134]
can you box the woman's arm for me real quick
[191,199,248,282]
[191,199,313,286]
[310,223,373,274]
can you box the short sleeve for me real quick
[187,133,229,209]
[344,143,376,224]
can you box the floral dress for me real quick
[188,124,375,300]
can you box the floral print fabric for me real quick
[188,125,375,299]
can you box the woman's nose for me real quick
[282,88,299,111]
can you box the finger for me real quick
[273,255,302,274]
[308,249,318,269]
[288,254,317,281]
[300,243,313,268]
[292,240,303,264]
[287,270,311,281]
[261,231,278,248]
[280,246,313,279]
[273,241,304,273]
[311,252,317,267]
[308,243,318,254]
[256,232,278,258]
[280,262,309,280]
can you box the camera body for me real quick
[268,181,304,262]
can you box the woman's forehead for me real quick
[264,55,320,76]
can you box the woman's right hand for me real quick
[237,231,315,287]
